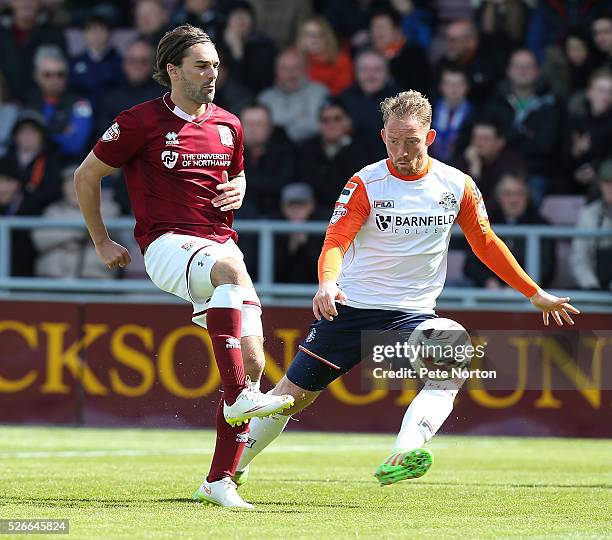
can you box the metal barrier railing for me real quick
[0,216,611,310]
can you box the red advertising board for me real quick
[0,300,610,437]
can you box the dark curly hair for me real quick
[153,24,214,88]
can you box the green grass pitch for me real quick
[0,426,611,539]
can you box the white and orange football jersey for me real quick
[319,158,538,312]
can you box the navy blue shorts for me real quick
[286,305,436,391]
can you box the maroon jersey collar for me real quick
[163,93,213,124]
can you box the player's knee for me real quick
[210,257,250,287]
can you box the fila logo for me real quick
[226,337,241,349]
[374,200,394,209]
[375,214,392,231]
[101,122,120,142]
[161,150,179,169]
[165,131,179,145]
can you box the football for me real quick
[407,318,473,380]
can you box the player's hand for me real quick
[529,289,580,326]
[313,280,347,321]
[95,238,131,270]
[212,171,245,211]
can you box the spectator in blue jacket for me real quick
[69,14,122,111]
[27,45,94,160]
[431,65,474,163]
[389,0,434,50]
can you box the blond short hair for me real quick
[380,90,432,128]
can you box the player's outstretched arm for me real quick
[457,177,580,327]
[74,151,131,270]
[529,289,580,326]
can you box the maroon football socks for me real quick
[204,284,247,405]
[207,397,250,482]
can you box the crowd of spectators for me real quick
[0,0,610,290]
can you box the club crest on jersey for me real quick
[438,192,458,211]
[165,132,179,145]
[374,200,394,208]
[101,122,120,142]
[217,125,234,147]
[337,180,358,204]
[375,214,392,231]
[330,205,347,224]
[161,150,179,169]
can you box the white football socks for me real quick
[236,413,290,471]
[392,379,460,452]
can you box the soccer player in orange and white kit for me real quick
[74,25,294,508]
[231,90,581,488]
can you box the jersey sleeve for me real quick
[93,109,146,169]
[318,176,371,282]
[228,121,244,177]
[456,176,539,297]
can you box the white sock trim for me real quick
[209,284,245,310]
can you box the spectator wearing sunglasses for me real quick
[26,45,94,160]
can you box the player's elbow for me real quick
[73,163,89,190]
[468,235,494,260]
[74,160,101,190]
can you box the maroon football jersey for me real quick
[93,93,244,251]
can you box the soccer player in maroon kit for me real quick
[74,25,294,509]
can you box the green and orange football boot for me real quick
[374,448,433,486]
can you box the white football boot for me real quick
[192,478,254,509]
[223,376,294,427]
